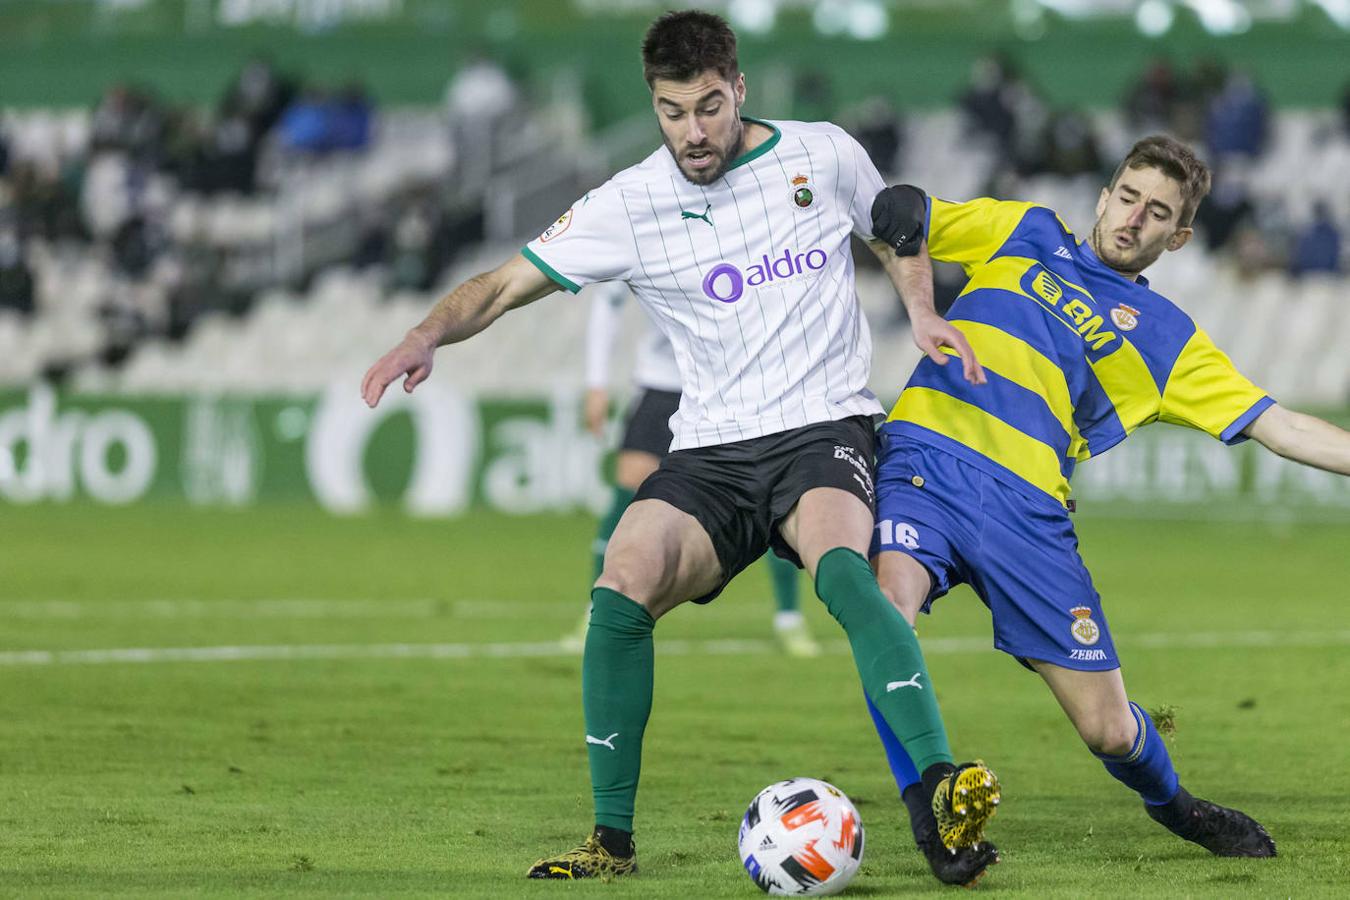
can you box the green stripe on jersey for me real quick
[727,117,781,172]
[521,246,582,294]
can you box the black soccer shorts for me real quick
[633,415,877,603]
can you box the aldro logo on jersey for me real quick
[701,246,829,303]
[1025,266,1118,351]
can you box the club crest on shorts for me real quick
[539,208,574,243]
[791,174,814,210]
[1110,303,1140,331]
[1069,606,1100,646]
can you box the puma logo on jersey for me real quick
[885,673,924,692]
[586,732,619,750]
[681,202,714,227]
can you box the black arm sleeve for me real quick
[870,184,928,257]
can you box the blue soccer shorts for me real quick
[868,429,1119,672]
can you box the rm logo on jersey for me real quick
[1069,606,1100,646]
[539,208,574,243]
[1110,303,1141,331]
[791,173,814,210]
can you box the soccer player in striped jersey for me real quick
[570,281,820,657]
[362,10,1000,888]
[867,135,1350,860]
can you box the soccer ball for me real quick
[737,778,864,896]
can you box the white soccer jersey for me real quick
[584,282,683,394]
[524,117,885,450]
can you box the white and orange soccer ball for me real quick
[737,778,865,896]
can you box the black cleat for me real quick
[1145,788,1276,858]
[917,834,1000,887]
[906,776,1000,887]
[525,831,638,879]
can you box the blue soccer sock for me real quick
[1094,701,1180,806]
[865,692,921,796]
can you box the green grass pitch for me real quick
[0,504,1347,897]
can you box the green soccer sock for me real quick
[767,552,800,613]
[815,547,953,772]
[583,587,655,833]
[592,487,636,580]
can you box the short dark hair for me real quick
[641,10,738,88]
[1108,135,1211,228]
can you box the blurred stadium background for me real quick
[2,0,1349,518]
[1,2,1349,896]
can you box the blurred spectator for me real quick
[1192,57,1229,105]
[1232,223,1285,281]
[10,160,83,242]
[959,53,1019,151]
[1205,72,1268,160]
[277,84,374,156]
[379,191,458,292]
[90,83,166,162]
[846,96,904,176]
[0,130,10,178]
[792,68,834,123]
[328,83,374,151]
[278,88,333,154]
[0,227,34,315]
[201,111,259,193]
[1025,109,1101,177]
[1193,164,1254,253]
[446,51,521,185]
[111,213,167,279]
[1289,202,1342,278]
[1124,59,1182,132]
[221,56,296,139]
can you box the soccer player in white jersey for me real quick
[570,281,821,657]
[362,11,999,887]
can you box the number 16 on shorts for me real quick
[876,519,920,550]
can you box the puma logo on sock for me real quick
[586,732,619,750]
[885,673,924,692]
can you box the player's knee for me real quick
[876,582,918,626]
[595,553,666,612]
[1079,713,1138,757]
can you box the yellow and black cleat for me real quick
[526,833,638,880]
[932,761,1001,850]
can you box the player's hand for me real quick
[583,388,610,437]
[361,331,437,408]
[910,312,986,385]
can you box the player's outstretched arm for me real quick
[361,253,558,408]
[1244,404,1350,475]
[869,184,985,385]
[864,236,986,385]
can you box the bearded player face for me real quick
[651,69,746,186]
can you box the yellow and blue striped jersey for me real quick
[886,197,1274,507]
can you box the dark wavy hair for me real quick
[1109,135,1212,228]
[641,10,739,88]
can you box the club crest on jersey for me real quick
[1069,606,1100,646]
[1110,303,1141,331]
[791,173,814,210]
